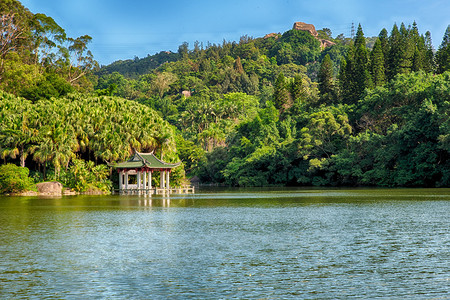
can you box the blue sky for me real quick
[21,0,449,65]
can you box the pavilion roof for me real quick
[112,151,181,169]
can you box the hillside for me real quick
[94,21,450,187]
[1,0,450,188]
[97,51,180,78]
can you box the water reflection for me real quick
[0,188,449,299]
[136,197,170,207]
[118,194,194,208]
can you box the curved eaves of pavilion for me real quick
[112,151,181,192]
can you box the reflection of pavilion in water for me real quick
[112,151,194,195]
[138,197,170,207]
[118,195,194,207]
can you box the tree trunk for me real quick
[19,147,25,167]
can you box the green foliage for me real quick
[339,25,372,104]
[0,91,179,179]
[0,0,97,98]
[0,163,36,194]
[0,52,42,94]
[2,2,450,189]
[270,29,321,65]
[349,71,450,186]
[318,54,335,103]
[370,39,386,86]
[20,72,74,101]
[436,25,450,74]
[175,133,206,174]
[60,158,111,192]
[273,72,290,110]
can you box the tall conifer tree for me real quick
[290,75,304,103]
[340,25,372,104]
[410,22,422,71]
[378,28,390,81]
[371,39,386,86]
[318,54,335,103]
[354,24,366,49]
[387,24,402,80]
[354,24,372,97]
[436,25,450,73]
[424,31,435,73]
[398,23,414,73]
[339,45,356,104]
[378,28,390,59]
[273,72,290,110]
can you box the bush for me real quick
[64,159,112,192]
[0,164,37,194]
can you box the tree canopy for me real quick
[1,1,449,188]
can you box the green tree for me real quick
[273,72,291,110]
[0,0,34,59]
[270,29,321,65]
[0,164,36,194]
[410,21,425,72]
[65,35,98,85]
[290,74,305,105]
[370,39,386,86]
[354,24,372,93]
[20,72,73,101]
[436,25,450,73]
[339,44,359,104]
[31,13,66,66]
[378,28,390,61]
[318,54,335,103]
[299,106,352,161]
[423,31,435,73]
[0,92,38,168]
[398,23,414,73]
[387,24,402,80]
[64,158,111,192]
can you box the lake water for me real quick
[1,188,449,299]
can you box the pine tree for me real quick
[273,72,291,110]
[318,54,335,103]
[424,31,435,73]
[378,28,390,81]
[378,28,390,60]
[371,39,386,86]
[410,22,427,72]
[353,24,372,97]
[398,23,414,73]
[290,74,304,103]
[339,25,372,104]
[354,24,366,49]
[339,45,356,104]
[436,25,450,74]
[387,24,402,80]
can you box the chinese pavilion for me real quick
[113,151,187,194]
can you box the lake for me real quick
[1,188,449,299]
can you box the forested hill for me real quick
[1,0,450,188]
[95,21,450,187]
[97,51,180,78]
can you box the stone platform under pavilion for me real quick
[112,151,194,194]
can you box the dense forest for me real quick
[1,0,449,191]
